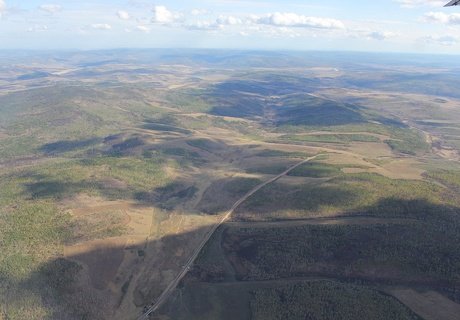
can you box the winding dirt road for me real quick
[137,155,320,319]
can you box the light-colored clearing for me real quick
[227,217,416,229]
[61,193,220,320]
[380,158,425,180]
[389,288,460,320]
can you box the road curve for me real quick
[137,155,320,320]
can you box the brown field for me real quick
[58,193,220,318]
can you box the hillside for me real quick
[1,50,460,320]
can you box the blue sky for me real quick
[0,0,459,53]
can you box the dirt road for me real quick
[225,216,417,228]
[136,155,320,319]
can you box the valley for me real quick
[0,50,460,320]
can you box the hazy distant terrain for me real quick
[1,50,460,320]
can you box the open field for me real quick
[388,288,460,320]
[1,50,460,319]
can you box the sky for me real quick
[0,0,459,53]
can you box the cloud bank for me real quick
[424,11,460,25]
[256,13,345,29]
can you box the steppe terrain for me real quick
[1,50,460,320]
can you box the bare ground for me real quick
[388,288,460,320]
[226,216,417,228]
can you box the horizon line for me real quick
[1,47,460,57]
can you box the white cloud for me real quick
[91,23,112,30]
[183,12,346,38]
[117,10,131,20]
[421,34,458,45]
[185,20,220,30]
[424,11,460,24]
[39,4,62,14]
[183,12,345,34]
[395,0,445,8]
[0,0,6,17]
[185,15,244,31]
[183,20,216,30]
[27,24,48,32]
[152,5,182,24]
[216,15,243,26]
[256,13,345,29]
[191,9,208,16]
[136,25,150,33]
[367,31,397,40]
